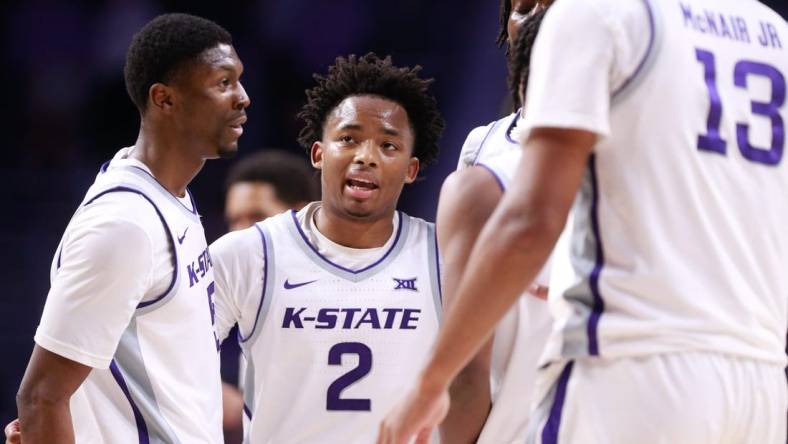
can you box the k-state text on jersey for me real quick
[187,248,213,287]
[282,307,422,330]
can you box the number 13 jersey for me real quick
[211,203,441,443]
[523,0,788,366]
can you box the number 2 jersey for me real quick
[211,202,441,443]
[523,0,788,365]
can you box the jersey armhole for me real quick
[238,222,276,345]
[611,0,662,103]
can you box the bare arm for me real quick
[423,127,593,392]
[436,168,503,444]
[16,345,92,444]
[378,127,594,444]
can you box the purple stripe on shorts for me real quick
[541,361,574,444]
[587,157,605,355]
[109,360,150,444]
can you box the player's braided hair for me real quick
[507,6,549,110]
[297,53,444,166]
[124,13,232,112]
[496,0,512,48]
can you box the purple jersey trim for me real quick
[471,118,506,165]
[433,232,442,303]
[474,163,506,192]
[243,403,252,419]
[109,360,150,444]
[239,224,270,343]
[79,187,178,309]
[504,112,520,144]
[541,361,574,444]
[611,0,656,97]
[289,209,404,275]
[587,157,605,355]
[186,188,199,215]
[128,166,199,216]
[99,160,111,173]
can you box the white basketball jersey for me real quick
[457,113,554,443]
[58,164,222,443]
[539,0,788,365]
[238,210,441,443]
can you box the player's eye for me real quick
[339,135,354,144]
[220,78,231,88]
[382,142,398,151]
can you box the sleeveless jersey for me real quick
[238,210,441,443]
[55,162,222,443]
[457,113,554,443]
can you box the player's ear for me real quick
[404,156,419,184]
[149,83,174,114]
[311,141,324,170]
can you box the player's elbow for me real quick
[17,381,70,412]
[452,361,489,392]
[496,203,566,254]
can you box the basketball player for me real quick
[222,149,318,443]
[224,149,318,231]
[209,53,445,443]
[380,0,788,443]
[15,13,250,443]
[439,3,552,443]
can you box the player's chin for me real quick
[217,141,239,159]
[341,199,376,220]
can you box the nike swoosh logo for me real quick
[177,227,189,244]
[283,279,318,290]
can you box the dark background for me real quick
[1,0,786,424]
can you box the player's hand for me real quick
[377,380,450,444]
[528,284,549,300]
[4,418,20,444]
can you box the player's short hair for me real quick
[225,150,319,205]
[507,6,549,110]
[297,53,444,166]
[124,13,232,112]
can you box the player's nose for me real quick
[353,140,379,167]
[235,81,251,110]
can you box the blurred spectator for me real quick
[220,148,318,443]
[224,149,319,231]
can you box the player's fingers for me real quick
[4,418,21,444]
[413,427,432,444]
[528,284,549,300]
[376,419,396,444]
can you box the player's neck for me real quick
[314,205,395,249]
[130,130,206,198]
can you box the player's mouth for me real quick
[344,172,379,200]
[228,114,247,137]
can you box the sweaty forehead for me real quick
[326,95,412,134]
